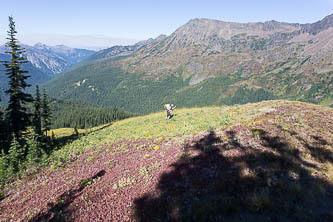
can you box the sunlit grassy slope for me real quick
[49,124,112,138]
[49,100,282,166]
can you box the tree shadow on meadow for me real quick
[29,170,106,222]
[133,130,333,222]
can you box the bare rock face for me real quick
[166,18,300,49]
[301,14,333,35]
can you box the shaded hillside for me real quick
[0,101,332,221]
[44,15,333,112]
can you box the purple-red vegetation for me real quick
[0,104,332,221]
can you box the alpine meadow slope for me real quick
[0,100,332,221]
[44,15,333,113]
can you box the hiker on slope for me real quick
[164,104,176,120]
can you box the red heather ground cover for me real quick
[0,137,188,221]
[0,104,333,221]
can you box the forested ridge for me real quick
[44,62,277,114]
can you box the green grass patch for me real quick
[46,100,294,169]
[79,178,93,189]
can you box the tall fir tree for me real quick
[29,85,44,163]
[42,88,51,137]
[33,85,42,136]
[3,16,33,138]
[26,131,44,164]
[0,95,5,151]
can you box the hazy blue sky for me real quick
[0,0,332,49]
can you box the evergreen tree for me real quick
[0,95,5,151]
[3,16,33,138]
[26,131,44,164]
[42,88,51,137]
[0,100,10,154]
[0,150,9,186]
[33,85,42,136]
[8,134,25,173]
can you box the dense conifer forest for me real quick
[49,99,134,129]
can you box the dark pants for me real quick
[166,110,171,119]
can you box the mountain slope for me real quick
[0,44,96,105]
[44,15,333,111]
[1,101,332,221]
[116,15,333,90]
[45,61,277,114]
[21,43,95,75]
[80,34,167,65]
[0,44,95,76]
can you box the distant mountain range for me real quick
[5,15,333,111]
[0,43,95,76]
[43,14,333,113]
[0,43,95,104]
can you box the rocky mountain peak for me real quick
[261,20,284,30]
[156,17,301,52]
[34,42,49,50]
[301,13,333,35]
